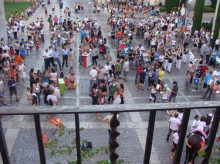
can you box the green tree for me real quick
[211,6,220,47]
[211,0,217,9]
[165,0,180,13]
[192,0,205,33]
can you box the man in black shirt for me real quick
[59,1,63,11]
[169,81,178,102]
[8,76,18,103]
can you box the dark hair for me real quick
[194,115,199,119]
[173,81,177,85]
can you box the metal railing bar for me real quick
[75,113,81,164]
[0,101,219,115]
[0,118,10,164]
[173,109,191,164]
[202,107,220,164]
[143,110,156,164]
[34,114,46,164]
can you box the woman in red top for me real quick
[9,47,15,57]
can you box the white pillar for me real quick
[0,0,7,43]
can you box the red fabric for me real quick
[201,66,209,74]
[137,67,142,76]
[117,31,122,39]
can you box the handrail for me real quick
[0,101,219,115]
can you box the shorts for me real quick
[139,79,144,84]
[203,83,207,88]
[9,89,17,96]
[171,142,177,152]
[123,71,128,76]
[192,84,198,89]
[115,71,121,75]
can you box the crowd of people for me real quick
[0,0,219,162]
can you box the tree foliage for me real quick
[165,0,180,13]
[211,5,220,47]
[192,0,205,33]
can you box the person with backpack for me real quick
[47,89,57,106]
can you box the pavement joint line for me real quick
[76,35,80,106]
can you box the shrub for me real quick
[159,6,167,12]
[203,6,215,13]
[165,0,180,13]
[192,0,205,33]
[201,22,213,32]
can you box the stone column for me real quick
[0,0,7,44]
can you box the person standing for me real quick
[166,113,181,141]
[201,76,215,100]
[52,48,62,71]
[115,59,121,81]
[89,66,97,93]
[169,81,178,102]
[43,49,50,70]
[61,46,69,67]
[122,59,129,82]
[8,76,19,104]
[170,131,180,161]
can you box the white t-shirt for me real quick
[104,65,111,74]
[196,121,206,131]
[50,72,57,81]
[47,95,57,105]
[172,132,179,144]
[191,119,200,130]
[90,69,97,80]
[169,117,181,131]
[43,51,50,58]
[177,112,183,122]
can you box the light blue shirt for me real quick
[62,49,69,56]
[52,50,60,59]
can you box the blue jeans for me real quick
[54,58,62,70]
[169,94,177,102]
[97,79,102,89]
[89,80,96,93]
[57,37,61,46]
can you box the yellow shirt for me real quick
[158,70,164,80]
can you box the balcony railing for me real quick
[0,101,220,164]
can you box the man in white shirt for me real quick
[13,24,18,40]
[123,59,129,82]
[201,76,215,100]
[104,62,111,76]
[43,49,50,70]
[89,66,97,93]
[167,113,181,141]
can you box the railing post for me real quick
[143,110,156,164]
[34,114,46,164]
[173,109,191,164]
[0,118,10,164]
[75,113,81,164]
[202,107,220,164]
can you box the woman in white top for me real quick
[170,131,180,161]
[113,87,122,104]
[49,68,57,82]
[18,63,26,85]
[149,84,157,103]
[161,88,169,103]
